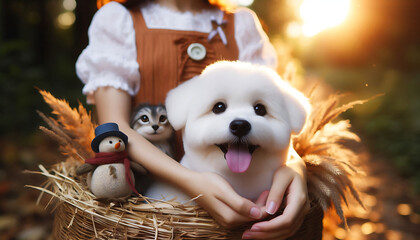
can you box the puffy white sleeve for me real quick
[76,2,139,104]
[234,8,278,69]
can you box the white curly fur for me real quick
[147,61,311,201]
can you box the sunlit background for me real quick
[1,0,419,239]
[299,0,351,37]
[57,0,76,30]
[234,0,353,38]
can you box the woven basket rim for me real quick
[27,161,324,239]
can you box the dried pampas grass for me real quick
[38,89,96,162]
[293,91,376,224]
[28,89,367,239]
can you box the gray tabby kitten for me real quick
[130,103,175,159]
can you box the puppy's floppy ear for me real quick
[281,85,311,135]
[165,76,198,130]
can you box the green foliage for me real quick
[321,67,420,193]
[0,0,86,136]
[0,39,46,134]
[0,37,84,136]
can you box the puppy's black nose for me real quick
[230,120,251,138]
[152,125,159,131]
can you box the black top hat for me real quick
[91,122,128,152]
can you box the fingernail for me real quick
[266,201,277,215]
[250,207,261,219]
[250,225,261,231]
[242,231,252,239]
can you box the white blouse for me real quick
[76,1,278,103]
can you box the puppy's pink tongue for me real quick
[225,144,252,173]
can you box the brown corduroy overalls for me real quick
[128,7,239,106]
[128,7,239,158]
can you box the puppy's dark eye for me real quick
[212,102,226,114]
[254,103,267,116]
[140,115,149,123]
[159,115,168,124]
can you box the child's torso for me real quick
[129,3,239,106]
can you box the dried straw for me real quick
[26,162,242,239]
[26,161,323,239]
[27,89,367,239]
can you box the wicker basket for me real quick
[51,198,323,240]
[33,90,367,239]
[32,163,323,240]
[52,201,323,240]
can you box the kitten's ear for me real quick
[129,103,149,127]
[165,76,199,130]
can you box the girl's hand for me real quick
[242,156,310,239]
[185,171,264,228]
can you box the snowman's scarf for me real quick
[86,151,139,195]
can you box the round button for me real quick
[187,43,206,61]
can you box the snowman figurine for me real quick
[76,122,145,201]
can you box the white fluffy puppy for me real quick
[146,61,310,201]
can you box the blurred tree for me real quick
[0,0,96,136]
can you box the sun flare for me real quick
[300,0,351,37]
